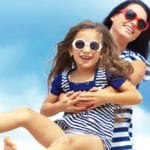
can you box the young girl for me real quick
[1,20,142,150]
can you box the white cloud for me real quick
[134,135,150,150]
[133,107,150,150]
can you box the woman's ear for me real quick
[110,16,115,22]
[110,14,118,22]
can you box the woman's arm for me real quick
[81,60,145,107]
[104,80,142,105]
[129,60,146,86]
[75,80,142,110]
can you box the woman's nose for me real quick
[130,19,138,28]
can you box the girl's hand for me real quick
[58,91,86,113]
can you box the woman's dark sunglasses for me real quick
[119,8,149,31]
[72,39,102,51]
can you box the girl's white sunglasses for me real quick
[72,39,102,51]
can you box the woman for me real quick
[40,1,150,150]
[103,1,150,149]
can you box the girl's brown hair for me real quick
[48,20,133,88]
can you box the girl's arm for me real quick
[40,93,60,117]
[40,92,86,117]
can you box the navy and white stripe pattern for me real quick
[111,108,133,150]
[55,68,114,150]
[111,50,150,150]
[61,71,70,93]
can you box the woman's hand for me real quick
[74,88,107,110]
[75,87,117,110]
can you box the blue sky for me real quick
[0,0,150,149]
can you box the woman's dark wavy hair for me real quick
[103,0,150,59]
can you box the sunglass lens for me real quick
[126,10,136,20]
[75,40,85,49]
[90,42,100,51]
[138,19,147,30]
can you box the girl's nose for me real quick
[82,46,91,52]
